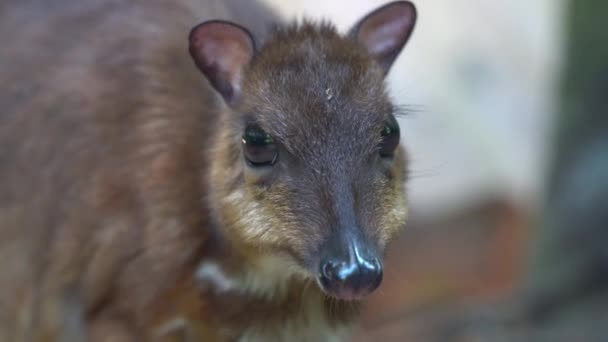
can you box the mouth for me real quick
[315,278,381,301]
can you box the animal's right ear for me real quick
[189,20,256,105]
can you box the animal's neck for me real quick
[194,250,360,340]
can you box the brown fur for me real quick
[0,0,411,341]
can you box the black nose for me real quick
[319,251,383,300]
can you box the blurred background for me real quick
[262,0,608,341]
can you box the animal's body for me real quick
[0,0,416,340]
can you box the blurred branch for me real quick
[522,0,608,338]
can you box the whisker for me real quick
[392,103,425,118]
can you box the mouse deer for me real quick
[0,1,416,341]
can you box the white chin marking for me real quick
[154,317,188,339]
[195,262,236,293]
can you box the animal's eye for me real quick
[379,115,400,158]
[242,125,278,167]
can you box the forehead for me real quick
[243,23,394,160]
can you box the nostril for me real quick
[366,258,382,274]
[321,260,355,283]
[362,257,383,287]
[321,261,335,281]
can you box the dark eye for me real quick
[242,125,278,167]
[379,115,400,158]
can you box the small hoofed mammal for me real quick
[0,0,416,341]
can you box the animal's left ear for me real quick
[349,1,417,74]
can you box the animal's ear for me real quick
[349,1,417,74]
[189,20,256,105]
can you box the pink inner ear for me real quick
[355,2,416,66]
[361,16,409,57]
[202,38,250,85]
[189,21,255,102]
[194,24,253,77]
